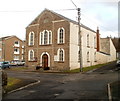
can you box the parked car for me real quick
[10,60,25,66]
[116,60,120,66]
[0,61,10,69]
[17,60,25,66]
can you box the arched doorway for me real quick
[42,54,48,69]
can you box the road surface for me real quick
[2,61,119,100]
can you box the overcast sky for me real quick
[0,0,118,40]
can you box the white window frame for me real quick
[94,36,97,48]
[87,51,90,62]
[57,27,65,44]
[49,31,52,44]
[14,41,20,47]
[94,52,97,62]
[28,31,35,46]
[57,48,65,62]
[28,50,34,61]
[39,30,52,45]
[14,55,19,60]
[14,48,19,54]
[87,34,89,47]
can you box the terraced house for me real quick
[25,9,116,71]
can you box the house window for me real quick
[87,34,89,47]
[39,30,52,45]
[14,41,19,47]
[58,28,65,44]
[87,51,90,62]
[94,36,96,48]
[14,48,19,54]
[57,48,65,62]
[15,41,18,45]
[29,32,34,46]
[28,50,34,61]
[94,52,97,62]
[14,56,19,60]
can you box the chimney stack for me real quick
[96,27,100,51]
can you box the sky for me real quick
[0,0,119,40]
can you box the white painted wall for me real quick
[109,38,116,61]
[69,22,97,70]
[81,27,97,67]
[69,22,116,70]
[69,23,79,70]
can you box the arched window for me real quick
[94,36,96,48]
[87,34,89,47]
[29,32,34,46]
[57,28,65,44]
[87,51,89,62]
[57,48,65,62]
[28,50,34,61]
[94,52,97,62]
[39,30,52,45]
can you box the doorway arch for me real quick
[40,52,50,68]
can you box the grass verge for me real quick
[64,61,114,73]
[7,77,22,92]
[6,77,36,92]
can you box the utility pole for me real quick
[78,8,83,72]
[71,0,83,72]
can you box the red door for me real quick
[42,54,48,69]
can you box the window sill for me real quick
[58,61,64,63]
[39,44,52,46]
[28,60,37,62]
[57,43,64,45]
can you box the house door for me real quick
[42,54,48,69]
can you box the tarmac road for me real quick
[2,61,119,100]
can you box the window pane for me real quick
[30,51,33,60]
[15,41,18,44]
[44,31,47,44]
[49,32,51,44]
[87,34,89,46]
[59,29,63,43]
[59,50,63,61]
[41,33,43,45]
[87,52,89,61]
[30,33,34,45]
